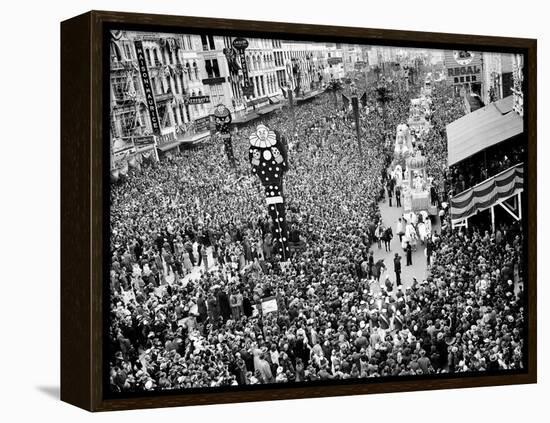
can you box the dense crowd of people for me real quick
[108,77,526,393]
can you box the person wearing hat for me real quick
[405,241,412,266]
[384,274,393,293]
[393,253,402,286]
[379,307,390,332]
[393,310,404,332]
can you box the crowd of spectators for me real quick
[108,79,525,393]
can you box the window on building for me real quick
[111,42,122,62]
[201,35,216,50]
[146,49,152,66]
[124,43,132,60]
[205,59,221,78]
[111,74,126,101]
[133,76,141,97]
[166,75,173,94]
[119,110,137,137]
[153,49,160,65]
[193,62,199,80]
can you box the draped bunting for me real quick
[450,164,524,221]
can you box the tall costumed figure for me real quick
[213,103,236,167]
[249,124,290,261]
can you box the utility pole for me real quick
[350,83,362,157]
[286,84,296,133]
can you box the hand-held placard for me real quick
[249,124,290,261]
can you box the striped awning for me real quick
[450,163,524,222]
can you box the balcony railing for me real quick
[111,59,134,71]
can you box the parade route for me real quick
[369,196,433,294]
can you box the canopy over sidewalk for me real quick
[446,96,523,167]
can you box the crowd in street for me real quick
[108,79,525,393]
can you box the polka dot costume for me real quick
[249,124,290,260]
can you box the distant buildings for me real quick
[109,31,341,162]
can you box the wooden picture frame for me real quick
[61,10,537,411]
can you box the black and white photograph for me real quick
[107,29,528,395]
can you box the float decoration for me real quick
[213,104,236,167]
[249,124,290,261]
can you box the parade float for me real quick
[393,124,413,161]
[401,151,437,215]
[407,97,432,135]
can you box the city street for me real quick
[369,196,433,295]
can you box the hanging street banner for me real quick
[232,37,252,96]
[444,50,482,86]
[134,40,161,134]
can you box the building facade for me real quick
[480,52,514,105]
[110,31,238,155]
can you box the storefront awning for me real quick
[257,104,282,115]
[446,96,523,166]
[233,112,260,124]
[157,140,181,152]
[178,131,211,145]
[296,88,324,102]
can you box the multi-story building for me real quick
[480,52,514,105]
[110,30,239,157]
[109,32,336,164]
[324,43,345,80]
[220,37,286,123]
[443,50,485,113]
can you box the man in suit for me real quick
[394,253,402,286]
[406,242,412,266]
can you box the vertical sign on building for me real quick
[134,40,161,134]
[232,38,253,97]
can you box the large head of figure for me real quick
[249,123,288,184]
[213,103,232,133]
